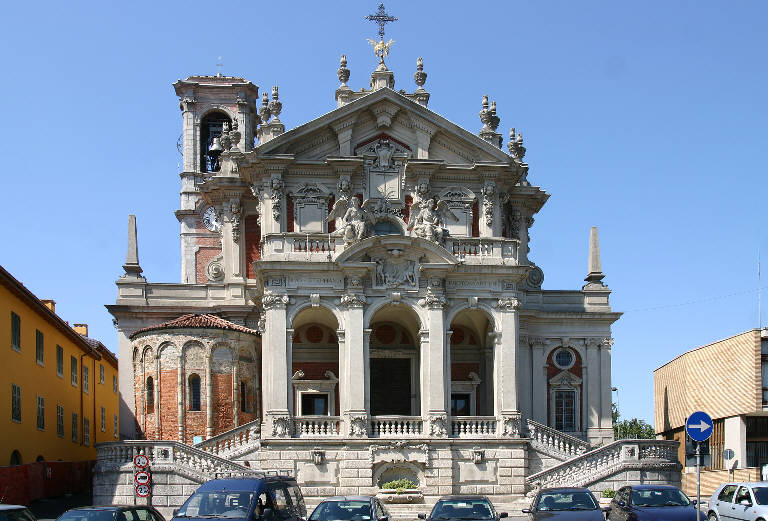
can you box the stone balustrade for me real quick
[451,416,497,437]
[194,420,261,459]
[526,419,590,460]
[294,416,341,437]
[526,439,680,491]
[261,233,340,259]
[96,440,247,477]
[370,416,423,437]
[445,237,518,264]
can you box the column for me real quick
[496,297,522,437]
[154,355,161,438]
[519,336,532,421]
[233,360,240,428]
[422,301,448,437]
[340,293,368,436]
[586,339,601,437]
[531,339,547,424]
[261,291,290,437]
[600,338,614,434]
[205,352,213,438]
[177,352,184,441]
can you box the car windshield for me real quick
[752,488,768,505]
[58,511,119,521]
[1,509,37,521]
[536,491,598,511]
[430,499,495,520]
[309,501,372,521]
[631,489,691,507]
[175,491,255,518]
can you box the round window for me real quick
[554,348,575,369]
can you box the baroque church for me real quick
[99,6,680,511]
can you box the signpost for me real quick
[133,453,151,503]
[686,411,713,521]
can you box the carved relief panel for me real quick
[355,136,410,202]
[439,186,477,237]
[290,183,331,233]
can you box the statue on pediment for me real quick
[407,197,459,244]
[327,196,375,243]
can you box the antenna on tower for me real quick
[759,248,762,329]
[216,56,223,77]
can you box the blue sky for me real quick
[1,1,766,425]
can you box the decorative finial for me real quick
[338,54,350,86]
[366,3,398,41]
[508,128,526,160]
[268,86,282,122]
[121,214,145,281]
[479,95,491,131]
[414,57,427,89]
[584,226,607,289]
[259,92,271,123]
[489,101,500,132]
[366,3,397,65]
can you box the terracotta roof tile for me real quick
[130,314,258,339]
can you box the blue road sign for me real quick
[686,411,713,442]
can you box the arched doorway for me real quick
[368,305,421,416]
[291,307,340,421]
[449,309,495,417]
[9,450,22,466]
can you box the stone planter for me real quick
[376,489,424,504]
[598,497,613,508]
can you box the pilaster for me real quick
[340,293,368,437]
[495,297,521,437]
[177,351,184,442]
[585,338,601,435]
[262,291,291,437]
[530,337,548,424]
[205,352,213,438]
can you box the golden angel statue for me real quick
[367,38,395,63]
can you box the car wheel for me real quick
[708,513,718,521]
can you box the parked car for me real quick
[309,496,390,521]
[0,505,37,521]
[171,475,305,521]
[418,495,508,520]
[56,506,165,521]
[608,485,705,521]
[708,482,768,521]
[522,487,606,521]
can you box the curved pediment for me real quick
[335,235,459,267]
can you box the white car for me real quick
[708,482,768,521]
[0,505,38,521]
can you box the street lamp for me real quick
[611,386,620,418]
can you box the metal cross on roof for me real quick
[366,3,398,41]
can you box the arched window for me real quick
[188,374,201,411]
[36,455,44,462]
[240,381,247,413]
[200,111,231,173]
[10,450,22,466]
[146,376,154,413]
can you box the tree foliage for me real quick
[612,402,655,439]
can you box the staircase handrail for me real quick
[96,439,249,474]
[194,419,261,450]
[526,439,679,490]
[526,419,590,457]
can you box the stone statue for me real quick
[327,196,375,243]
[407,197,459,243]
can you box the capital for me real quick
[262,291,289,310]
[340,293,367,309]
[497,297,520,312]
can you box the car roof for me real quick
[722,482,768,487]
[197,476,293,491]
[66,507,152,511]
[320,496,375,501]
[436,496,491,500]
[540,488,593,493]
[630,485,681,490]
[0,506,29,511]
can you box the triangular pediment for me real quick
[256,88,511,164]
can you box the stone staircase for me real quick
[526,420,590,461]
[193,419,261,461]
[526,438,680,493]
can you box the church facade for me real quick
[102,29,662,506]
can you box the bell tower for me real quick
[173,75,260,283]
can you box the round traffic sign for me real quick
[133,454,149,468]
[135,484,151,498]
[134,471,151,486]
[686,411,713,442]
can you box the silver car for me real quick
[708,482,768,521]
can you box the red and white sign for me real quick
[133,454,149,468]
[135,484,151,498]
[134,471,151,486]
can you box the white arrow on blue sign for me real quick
[686,411,713,442]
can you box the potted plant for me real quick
[599,489,615,507]
[376,479,423,504]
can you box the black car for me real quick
[418,496,508,521]
[56,506,165,521]
[608,485,706,521]
[523,487,607,521]
[309,496,390,521]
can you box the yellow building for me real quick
[1,264,119,465]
